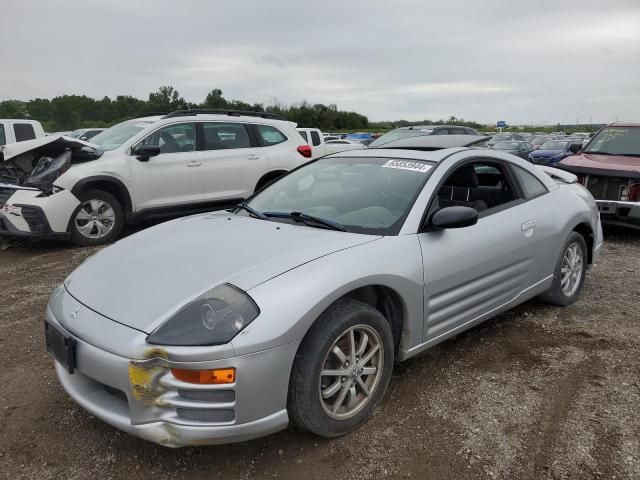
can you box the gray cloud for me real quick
[1,0,639,124]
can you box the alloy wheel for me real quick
[561,242,583,296]
[318,324,384,420]
[74,199,116,239]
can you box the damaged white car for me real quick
[0,110,310,245]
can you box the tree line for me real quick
[0,86,370,133]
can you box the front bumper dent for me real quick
[48,310,298,447]
[0,187,78,238]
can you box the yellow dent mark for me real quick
[128,348,169,401]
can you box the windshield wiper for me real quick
[233,202,268,220]
[263,211,346,231]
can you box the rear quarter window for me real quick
[512,165,548,199]
[0,125,5,146]
[13,123,36,142]
[256,125,287,146]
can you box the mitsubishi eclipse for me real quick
[45,147,603,447]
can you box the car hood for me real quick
[560,152,640,176]
[65,212,379,333]
[531,149,565,156]
[0,135,97,162]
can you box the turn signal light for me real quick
[171,367,236,384]
[297,145,312,158]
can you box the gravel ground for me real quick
[0,228,639,480]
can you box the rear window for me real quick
[512,166,548,199]
[0,125,5,146]
[13,123,36,142]
[256,125,287,146]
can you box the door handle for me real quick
[521,219,536,231]
[187,161,202,167]
[247,154,260,160]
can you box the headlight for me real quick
[147,284,259,346]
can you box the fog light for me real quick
[171,367,235,384]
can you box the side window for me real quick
[256,125,287,146]
[299,130,309,142]
[140,123,196,154]
[436,162,517,213]
[202,122,251,150]
[450,128,467,135]
[512,165,548,199]
[433,128,449,135]
[0,125,5,146]
[310,130,322,146]
[13,123,36,142]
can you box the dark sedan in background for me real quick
[491,141,536,160]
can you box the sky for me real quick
[1,0,639,125]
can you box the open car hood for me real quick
[0,135,97,162]
[560,152,640,178]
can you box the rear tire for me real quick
[288,299,394,438]
[539,231,587,306]
[69,189,124,246]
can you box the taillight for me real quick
[297,145,312,158]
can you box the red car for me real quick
[559,122,640,229]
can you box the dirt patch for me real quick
[0,229,639,480]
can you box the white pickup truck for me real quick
[0,119,45,147]
[297,128,364,159]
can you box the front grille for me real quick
[586,175,633,201]
[0,188,13,208]
[176,408,235,423]
[178,389,235,403]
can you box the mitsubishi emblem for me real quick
[70,308,80,319]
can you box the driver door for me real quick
[129,122,204,211]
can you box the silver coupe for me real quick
[45,147,603,447]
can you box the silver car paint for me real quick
[49,147,603,447]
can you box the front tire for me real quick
[288,299,394,438]
[539,231,588,306]
[69,189,124,246]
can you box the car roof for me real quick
[373,135,491,150]
[326,147,469,163]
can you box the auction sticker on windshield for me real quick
[382,159,431,173]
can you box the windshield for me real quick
[540,141,569,150]
[584,127,640,155]
[493,142,520,150]
[67,129,84,138]
[369,128,433,147]
[89,120,154,151]
[247,156,433,235]
[531,137,549,145]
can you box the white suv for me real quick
[0,110,311,245]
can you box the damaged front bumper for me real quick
[595,200,640,229]
[46,302,295,447]
[0,184,78,239]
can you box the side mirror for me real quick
[430,206,478,230]
[134,145,161,162]
[569,143,582,154]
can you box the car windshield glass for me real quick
[494,142,520,150]
[247,157,433,235]
[540,141,568,150]
[369,129,433,147]
[89,120,153,151]
[584,127,640,155]
[492,134,513,141]
[67,129,83,138]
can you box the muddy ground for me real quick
[0,228,639,480]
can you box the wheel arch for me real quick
[71,176,133,215]
[571,221,594,264]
